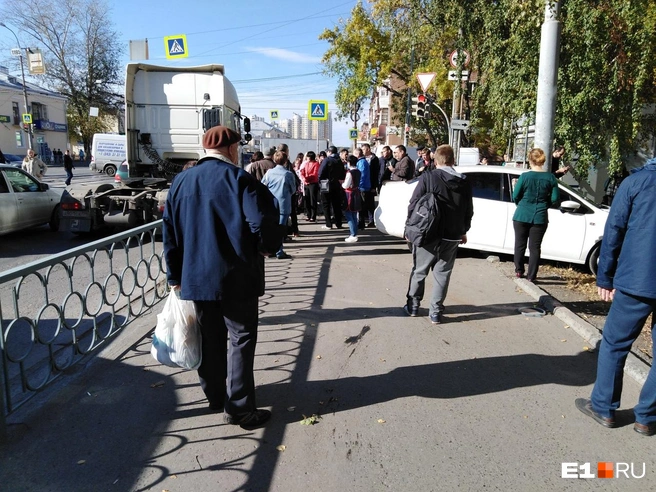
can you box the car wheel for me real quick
[587,243,600,276]
[49,205,61,231]
[105,164,117,177]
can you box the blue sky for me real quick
[109,0,359,145]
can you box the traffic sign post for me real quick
[416,72,436,93]
[449,49,470,68]
[164,35,188,59]
[448,70,469,81]
[22,113,32,124]
[451,119,470,131]
[308,100,328,121]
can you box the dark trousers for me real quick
[65,169,73,186]
[289,196,299,234]
[513,220,548,280]
[358,190,376,226]
[321,187,343,228]
[591,290,656,423]
[195,297,259,416]
[304,183,319,221]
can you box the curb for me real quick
[515,278,649,386]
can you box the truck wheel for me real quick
[587,243,600,276]
[105,164,117,177]
[49,205,61,231]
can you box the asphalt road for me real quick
[2,223,654,491]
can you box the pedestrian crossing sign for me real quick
[164,35,188,59]
[349,128,358,140]
[308,100,328,121]
[270,110,279,119]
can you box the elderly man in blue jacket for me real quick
[576,158,656,436]
[163,125,283,429]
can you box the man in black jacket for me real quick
[318,145,346,229]
[404,145,473,324]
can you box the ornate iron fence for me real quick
[0,221,167,436]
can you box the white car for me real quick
[0,164,63,235]
[374,166,608,274]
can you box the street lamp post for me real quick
[0,22,33,149]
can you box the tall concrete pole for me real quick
[534,1,562,168]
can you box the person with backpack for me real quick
[403,145,473,324]
[342,155,362,242]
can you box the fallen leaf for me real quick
[379,358,386,362]
[170,475,177,479]
[523,416,528,419]
[560,339,567,342]
[561,415,565,419]
[564,325,570,329]
[300,414,321,425]
[150,381,165,388]
[276,445,286,452]
[377,419,386,424]
[274,359,279,363]
[77,460,86,465]
[316,355,322,359]
[287,406,296,412]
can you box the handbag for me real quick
[151,289,202,370]
[319,179,330,193]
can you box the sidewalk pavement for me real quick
[1,224,654,491]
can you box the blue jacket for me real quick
[597,160,656,298]
[356,157,371,191]
[163,156,283,300]
[261,165,296,217]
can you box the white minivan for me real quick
[89,133,127,176]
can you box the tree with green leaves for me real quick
[0,0,123,155]
[321,0,656,176]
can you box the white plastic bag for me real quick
[151,289,202,370]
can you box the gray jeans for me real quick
[406,239,460,315]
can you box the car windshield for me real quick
[557,179,602,207]
[4,154,22,161]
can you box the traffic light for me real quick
[411,94,428,119]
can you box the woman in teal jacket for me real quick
[512,148,559,281]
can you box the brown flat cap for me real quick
[203,126,241,150]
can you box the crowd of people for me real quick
[243,143,426,245]
[160,126,655,435]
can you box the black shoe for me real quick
[224,409,272,429]
[277,252,292,259]
[634,422,656,436]
[403,304,418,317]
[575,398,616,428]
[429,312,443,324]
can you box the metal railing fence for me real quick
[0,221,167,436]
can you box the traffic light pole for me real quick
[404,46,415,147]
[0,22,33,150]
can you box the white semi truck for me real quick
[59,63,251,232]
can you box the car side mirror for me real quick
[40,182,49,191]
[560,200,580,213]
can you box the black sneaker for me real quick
[403,304,418,317]
[224,409,272,429]
[277,252,293,259]
[429,312,443,324]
